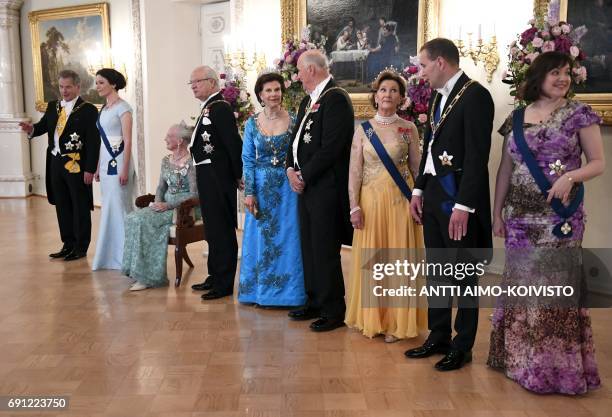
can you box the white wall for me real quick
[439,0,612,253]
[140,0,202,193]
[20,0,135,204]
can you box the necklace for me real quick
[256,114,289,166]
[531,99,565,123]
[264,108,282,120]
[374,113,399,125]
[171,150,188,165]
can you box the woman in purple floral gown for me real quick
[489,52,605,395]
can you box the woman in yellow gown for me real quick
[345,69,426,342]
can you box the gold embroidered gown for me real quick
[345,119,427,339]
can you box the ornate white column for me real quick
[0,0,33,197]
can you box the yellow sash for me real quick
[64,153,81,173]
[56,107,67,137]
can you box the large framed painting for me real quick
[559,0,612,124]
[281,0,439,118]
[28,3,111,112]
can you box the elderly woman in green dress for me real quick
[122,122,198,291]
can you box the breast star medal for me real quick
[303,132,312,144]
[201,131,211,142]
[439,151,453,166]
[204,143,214,154]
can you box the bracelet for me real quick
[349,206,361,215]
[565,174,574,183]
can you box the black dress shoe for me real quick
[404,341,450,359]
[49,247,73,258]
[64,250,86,261]
[192,279,213,291]
[309,317,345,332]
[288,308,320,321]
[434,349,472,371]
[201,290,232,300]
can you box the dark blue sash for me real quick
[361,121,412,201]
[512,107,583,238]
[96,108,124,176]
[429,99,456,215]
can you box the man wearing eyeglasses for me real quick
[188,66,243,300]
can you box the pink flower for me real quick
[414,103,427,113]
[273,58,280,66]
[551,26,562,36]
[532,37,544,48]
[291,73,299,82]
[285,54,293,64]
[418,113,428,123]
[220,73,227,80]
[541,31,550,39]
[561,24,571,34]
[284,80,292,89]
[542,40,556,52]
[525,52,539,63]
[573,65,587,82]
[510,46,519,56]
[570,46,580,57]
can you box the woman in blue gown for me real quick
[238,72,306,307]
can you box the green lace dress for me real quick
[122,156,198,287]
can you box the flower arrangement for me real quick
[219,73,255,133]
[503,16,588,104]
[398,59,433,146]
[274,25,327,113]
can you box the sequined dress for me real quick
[344,120,426,339]
[122,156,198,287]
[238,115,306,306]
[487,100,601,394]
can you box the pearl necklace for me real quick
[374,113,399,125]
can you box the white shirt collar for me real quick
[60,96,78,108]
[200,91,222,109]
[309,75,332,105]
[436,70,463,97]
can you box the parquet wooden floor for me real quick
[0,197,610,417]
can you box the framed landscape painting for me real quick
[29,3,111,112]
[281,0,439,117]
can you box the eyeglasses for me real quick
[187,78,213,85]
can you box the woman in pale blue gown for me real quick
[122,123,198,290]
[92,68,135,270]
[238,73,306,306]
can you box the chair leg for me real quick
[174,243,183,287]
[183,247,194,268]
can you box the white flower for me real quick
[284,80,292,89]
[561,24,571,34]
[239,90,248,101]
[570,46,580,57]
[219,79,226,88]
[528,18,536,25]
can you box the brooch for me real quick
[439,151,453,166]
[549,160,566,176]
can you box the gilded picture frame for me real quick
[558,0,612,124]
[281,0,439,118]
[28,3,111,112]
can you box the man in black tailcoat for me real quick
[20,69,100,261]
[286,50,354,332]
[188,66,243,300]
[405,38,494,370]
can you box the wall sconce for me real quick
[223,35,267,74]
[454,25,500,83]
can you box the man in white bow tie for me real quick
[20,69,100,261]
[187,66,243,300]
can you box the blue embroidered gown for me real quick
[238,115,306,306]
